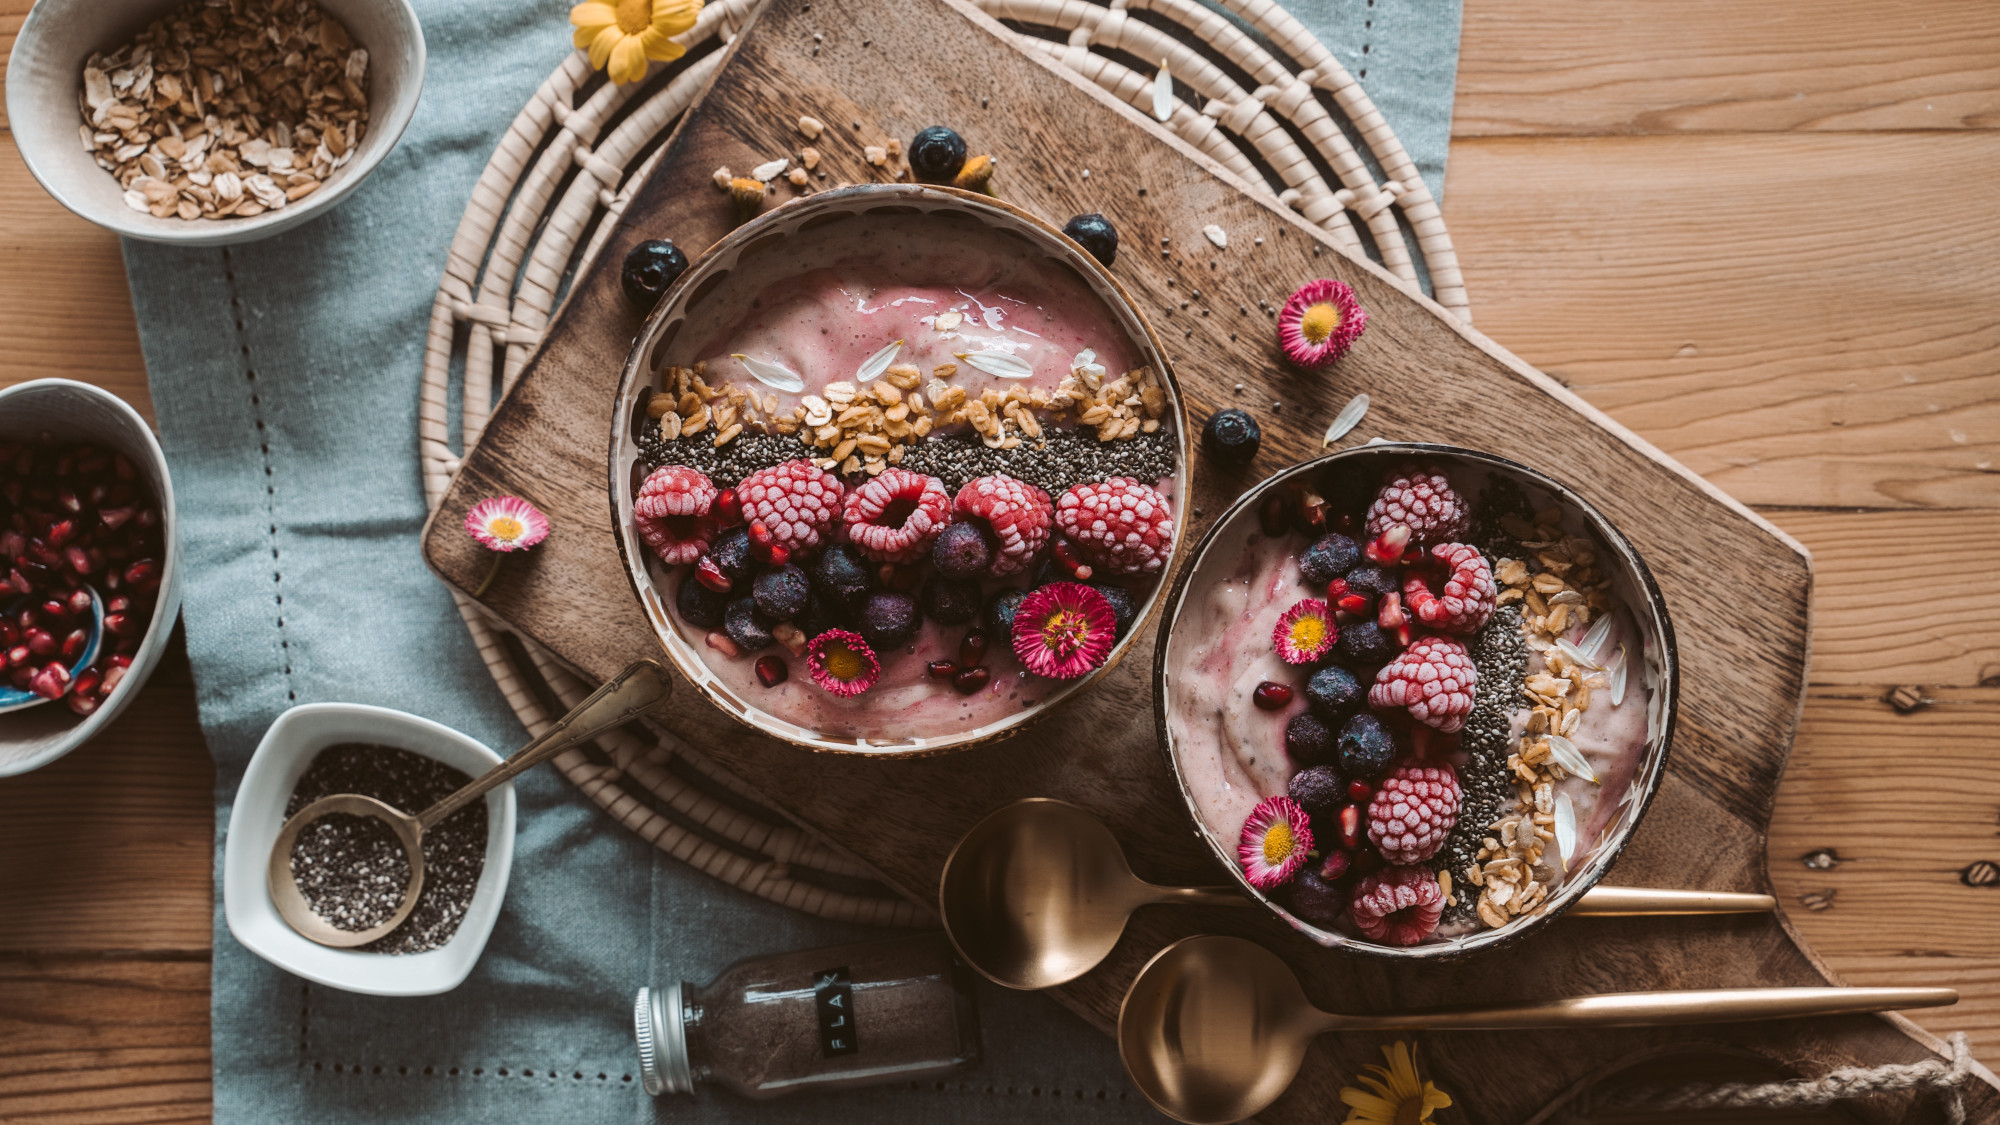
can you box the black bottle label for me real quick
[814,966,858,1057]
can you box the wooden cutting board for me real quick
[419,0,1999,1117]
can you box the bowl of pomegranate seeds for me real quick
[1154,443,1677,958]
[607,183,1190,755]
[0,378,180,776]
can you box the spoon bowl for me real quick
[268,792,427,947]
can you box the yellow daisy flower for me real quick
[1340,1041,1453,1125]
[570,0,703,86]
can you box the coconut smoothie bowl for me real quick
[610,184,1192,756]
[1155,444,1678,959]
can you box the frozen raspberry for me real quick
[1402,543,1496,635]
[1369,634,1478,733]
[634,466,720,565]
[1348,865,1445,946]
[842,469,951,563]
[1365,463,1468,548]
[954,475,1054,577]
[1366,764,1461,865]
[1056,478,1175,576]
[736,460,842,554]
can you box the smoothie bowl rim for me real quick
[608,183,1194,758]
[1150,442,1681,960]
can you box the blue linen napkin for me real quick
[124,0,1460,1120]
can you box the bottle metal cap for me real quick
[634,983,693,1096]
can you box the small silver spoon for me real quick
[269,659,673,947]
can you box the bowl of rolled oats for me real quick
[6,0,423,245]
[609,183,1192,756]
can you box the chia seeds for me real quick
[1434,604,1528,922]
[284,743,488,954]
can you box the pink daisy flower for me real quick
[806,629,881,697]
[1010,582,1117,679]
[1277,279,1368,368]
[464,496,550,553]
[1272,597,1337,664]
[1237,795,1313,889]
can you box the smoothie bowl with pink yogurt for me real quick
[611,185,1189,755]
[1155,444,1676,958]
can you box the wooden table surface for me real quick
[1,0,1993,1120]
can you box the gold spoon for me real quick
[939,799,1775,990]
[269,659,674,948]
[1119,934,1957,1125]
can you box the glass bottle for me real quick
[634,931,981,1098]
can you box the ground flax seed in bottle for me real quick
[634,932,981,1098]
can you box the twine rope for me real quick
[1608,1033,1974,1122]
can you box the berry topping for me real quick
[1201,408,1261,466]
[1343,564,1398,604]
[797,589,850,637]
[1277,278,1368,369]
[723,597,775,653]
[1287,764,1347,822]
[1335,620,1399,666]
[753,655,788,688]
[809,543,873,609]
[1297,533,1360,587]
[1304,664,1364,720]
[930,520,992,580]
[1402,543,1497,635]
[1055,478,1175,576]
[952,666,991,695]
[1337,712,1398,779]
[927,660,958,680]
[707,525,755,590]
[621,239,689,310]
[1011,581,1117,679]
[842,469,951,563]
[1316,849,1353,883]
[984,587,1028,638]
[1366,764,1462,865]
[1348,865,1445,946]
[1335,802,1365,849]
[1284,711,1337,766]
[737,460,842,554]
[1252,681,1293,711]
[1062,212,1119,267]
[920,574,982,625]
[1287,868,1347,928]
[1365,463,1468,548]
[746,519,790,567]
[858,590,921,652]
[1236,795,1313,890]
[1046,536,1096,582]
[954,475,1054,577]
[1369,634,1478,733]
[1272,598,1337,664]
[715,487,743,526]
[675,574,729,628]
[958,630,989,667]
[695,556,734,594]
[909,126,968,183]
[634,466,720,565]
[751,564,811,621]
[806,629,881,697]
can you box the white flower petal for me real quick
[1544,734,1598,784]
[855,339,904,382]
[1553,792,1578,869]
[732,353,805,393]
[1321,393,1368,446]
[958,350,1034,379]
[1152,60,1173,122]
[1202,223,1228,249]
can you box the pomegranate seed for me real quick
[694,557,734,593]
[1317,850,1353,881]
[1051,538,1093,581]
[957,630,988,668]
[1336,803,1364,850]
[9,666,32,691]
[0,622,15,646]
[1352,848,1386,877]
[952,666,990,695]
[101,664,128,695]
[103,613,131,637]
[29,662,70,700]
[753,656,788,688]
[1325,578,1350,601]
[746,519,773,547]
[41,599,66,621]
[1346,779,1374,803]
[0,530,21,558]
[99,507,135,531]
[106,595,130,614]
[1335,512,1358,534]
[136,509,158,530]
[1252,681,1293,710]
[114,454,136,480]
[6,645,29,667]
[926,660,958,680]
[124,558,159,588]
[65,546,91,575]
[66,588,92,616]
[57,489,81,514]
[764,542,791,568]
[25,629,56,657]
[1293,487,1329,532]
[704,631,740,658]
[1376,591,1406,630]
[72,667,101,696]
[45,519,74,548]
[60,629,87,661]
[1336,594,1371,615]
[714,487,742,525]
[109,653,133,669]
[8,569,32,595]
[1364,525,1410,565]
[66,692,100,716]
[16,607,34,629]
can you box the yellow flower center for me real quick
[1299,302,1340,345]
[615,0,652,35]
[1289,616,1327,651]
[1262,821,1295,864]
[1040,608,1091,655]
[1396,1098,1428,1125]
[823,645,865,681]
[487,515,524,541]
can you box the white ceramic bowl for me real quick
[0,379,183,778]
[5,0,425,246]
[223,703,516,997]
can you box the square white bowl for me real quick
[223,702,515,997]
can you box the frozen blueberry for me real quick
[752,564,810,621]
[810,543,873,609]
[1201,408,1261,466]
[1285,711,1338,767]
[796,589,850,638]
[1304,664,1364,720]
[909,126,967,183]
[985,587,1028,638]
[1298,533,1360,586]
[1062,213,1118,267]
[676,575,729,628]
[921,575,982,626]
[1090,583,1137,638]
[931,521,991,580]
[1287,869,1347,928]
[724,597,775,652]
[1337,712,1397,779]
[1336,620,1398,666]
[1343,564,1397,602]
[709,526,755,590]
[1287,764,1347,823]
[859,590,921,651]
[620,239,688,310]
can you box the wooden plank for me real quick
[1455,0,2000,136]
[0,956,211,1125]
[1441,131,1999,510]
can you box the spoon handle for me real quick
[1151,885,1253,908]
[1571,887,1776,915]
[1322,986,1957,1033]
[416,659,674,830]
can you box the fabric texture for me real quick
[124,0,1460,1120]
